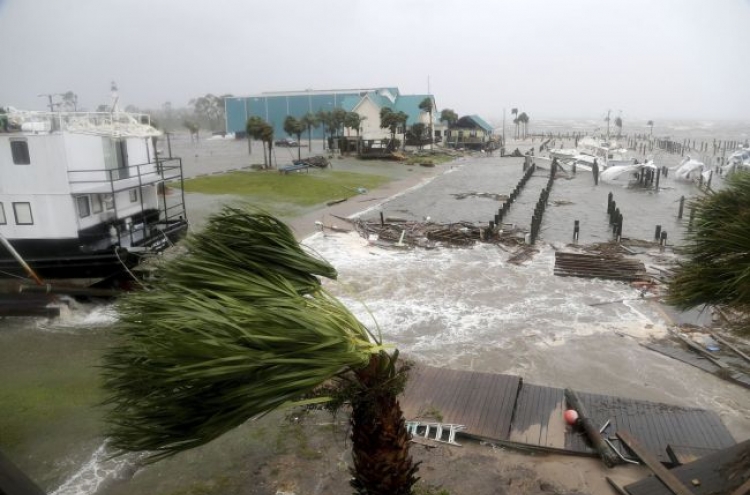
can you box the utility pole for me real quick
[605,109,611,141]
[37,94,59,112]
[502,108,506,148]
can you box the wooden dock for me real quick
[624,439,750,495]
[553,252,648,282]
[400,365,736,463]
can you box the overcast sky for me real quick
[1,0,749,122]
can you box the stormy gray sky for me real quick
[1,0,749,122]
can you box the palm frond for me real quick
[102,206,380,460]
[668,172,750,312]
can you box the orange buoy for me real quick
[564,409,579,425]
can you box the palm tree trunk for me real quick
[262,141,267,168]
[350,352,419,495]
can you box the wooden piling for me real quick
[654,225,661,241]
[564,389,620,467]
[678,196,685,219]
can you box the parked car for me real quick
[275,138,298,147]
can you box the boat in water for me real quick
[0,107,188,289]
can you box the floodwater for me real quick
[2,121,749,494]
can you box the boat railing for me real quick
[68,157,187,251]
[3,110,157,137]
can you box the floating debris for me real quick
[351,218,527,251]
[451,192,509,201]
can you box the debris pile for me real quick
[349,218,527,250]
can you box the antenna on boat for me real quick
[37,93,61,112]
[110,81,120,113]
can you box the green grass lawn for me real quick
[181,170,392,206]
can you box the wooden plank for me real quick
[617,430,695,495]
[710,332,750,365]
[626,440,750,495]
[606,476,630,495]
[666,445,721,466]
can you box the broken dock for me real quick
[400,365,737,464]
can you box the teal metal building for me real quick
[225,88,399,138]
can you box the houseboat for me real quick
[0,107,188,288]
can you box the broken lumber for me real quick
[616,430,695,495]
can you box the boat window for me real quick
[129,189,138,203]
[91,194,103,214]
[103,194,115,210]
[13,202,33,225]
[77,196,91,218]
[0,203,6,225]
[10,139,30,165]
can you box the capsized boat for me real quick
[600,160,658,186]
[673,156,707,182]
[0,106,188,287]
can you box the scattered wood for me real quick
[451,192,509,201]
[564,388,621,468]
[605,477,630,495]
[554,252,648,282]
[325,198,347,206]
[616,430,695,495]
[710,332,750,365]
[674,333,728,369]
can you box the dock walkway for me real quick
[400,365,736,464]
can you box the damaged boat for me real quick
[0,106,188,288]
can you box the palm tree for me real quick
[439,109,458,127]
[418,97,434,148]
[344,112,363,155]
[511,108,518,139]
[102,208,419,494]
[61,91,78,112]
[283,115,305,161]
[260,123,274,168]
[614,116,623,138]
[667,172,750,336]
[246,116,266,163]
[316,110,333,150]
[647,120,654,136]
[300,112,319,151]
[518,112,530,139]
[183,120,200,143]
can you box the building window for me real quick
[77,196,91,218]
[91,194,103,214]
[13,202,33,225]
[11,140,30,165]
[129,189,138,203]
[0,203,6,225]
[103,194,115,210]
[470,130,477,137]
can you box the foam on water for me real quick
[309,233,663,362]
[51,442,141,495]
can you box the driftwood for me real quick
[564,388,621,468]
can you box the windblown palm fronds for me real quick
[668,172,750,320]
[102,207,383,460]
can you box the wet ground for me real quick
[2,130,749,495]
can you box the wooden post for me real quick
[678,196,685,219]
[573,220,580,242]
[380,212,384,227]
[564,389,620,467]
[654,225,661,241]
